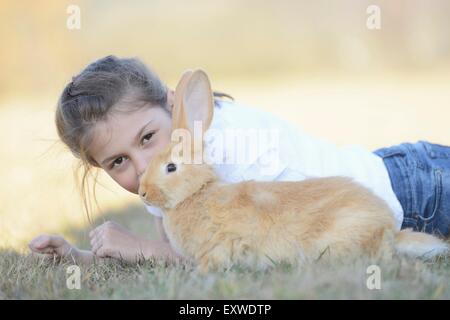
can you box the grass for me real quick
[1,200,449,299]
[2,0,450,299]
[1,249,450,299]
[1,77,450,299]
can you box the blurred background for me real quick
[1,0,449,251]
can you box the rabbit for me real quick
[138,69,449,272]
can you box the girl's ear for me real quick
[165,88,175,112]
[182,69,214,133]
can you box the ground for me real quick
[1,249,449,299]
[1,204,449,299]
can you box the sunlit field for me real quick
[1,75,450,299]
[2,73,450,250]
[1,0,450,299]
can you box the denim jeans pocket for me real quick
[420,141,450,160]
[416,168,443,232]
[375,142,450,235]
[373,146,407,159]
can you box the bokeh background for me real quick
[1,0,449,251]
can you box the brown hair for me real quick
[55,55,232,221]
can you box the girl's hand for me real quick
[89,221,147,263]
[28,234,79,262]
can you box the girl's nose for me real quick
[135,162,148,181]
[137,166,146,177]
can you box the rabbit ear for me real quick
[172,69,193,131]
[172,69,213,134]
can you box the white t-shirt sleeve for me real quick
[144,204,164,218]
[239,143,309,182]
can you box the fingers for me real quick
[90,228,103,250]
[89,226,100,239]
[91,237,103,255]
[47,235,66,248]
[89,221,112,253]
[28,234,66,252]
[29,234,66,252]
[88,222,115,259]
[88,221,109,241]
[89,226,100,252]
[29,245,55,255]
[29,234,51,250]
[90,230,108,257]
[90,235,99,251]
[88,221,121,259]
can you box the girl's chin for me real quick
[127,187,139,195]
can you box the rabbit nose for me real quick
[141,192,146,198]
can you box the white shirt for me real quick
[145,99,404,230]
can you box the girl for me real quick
[29,55,450,265]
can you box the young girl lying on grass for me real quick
[29,55,450,266]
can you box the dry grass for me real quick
[1,248,449,299]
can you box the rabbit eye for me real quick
[166,163,177,173]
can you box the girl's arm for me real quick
[71,249,105,265]
[30,226,184,266]
[30,214,185,266]
[140,238,183,262]
[143,216,183,261]
[28,234,106,266]
[88,220,184,264]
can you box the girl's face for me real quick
[89,90,174,195]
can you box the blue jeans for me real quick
[373,141,450,237]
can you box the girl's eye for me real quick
[141,132,154,145]
[110,156,127,169]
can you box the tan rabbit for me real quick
[138,70,449,272]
